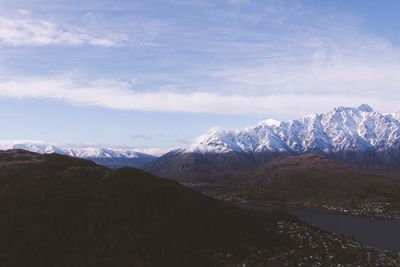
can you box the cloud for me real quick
[129,134,153,141]
[0,15,127,47]
[213,41,400,97]
[175,136,196,145]
[229,0,251,6]
[0,75,398,117]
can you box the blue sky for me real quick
[0,0,400,150]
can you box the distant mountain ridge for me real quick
[0,141,159,168]
[147,105,400,181]
[186,104,400,154]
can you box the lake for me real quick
[242,203,400,251]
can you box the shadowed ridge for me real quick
[0,149,100,166]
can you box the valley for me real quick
[145,105,400,221]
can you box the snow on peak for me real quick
[0,141,162,158]
[186,127,240,153]
[258,119,282,127]
[332,104,373,114]
[392,112,400,121]
[358,104,374,113]
[186,105,400,154]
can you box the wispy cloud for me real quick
[229,0,251,6]
[0,75,397,116]
[187,2,400,107]
[212,35,400,97]
[129,134,153,141]
[0,15,128,47]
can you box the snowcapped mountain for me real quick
[185,104,400,155]
[146,105,400,181]
[0,141,159,168]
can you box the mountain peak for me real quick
[258,118,282,127]
[332,104,374,113]
[357,104,374,112]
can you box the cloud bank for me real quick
[0,76,397,116]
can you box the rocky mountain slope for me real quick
[147,105,400,180]
[186,104,400,154]
[0,141,158,168]
[1,149,399,266]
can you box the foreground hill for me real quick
[0,150,399,266]
[0,150,292,266]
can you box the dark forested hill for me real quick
[0,150,292,267]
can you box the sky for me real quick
[0,0,400,151]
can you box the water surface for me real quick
[242,203,400,251]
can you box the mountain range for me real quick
[0,141,159,169]
[4,105,399,176]
[186,104,400,154]
[147,104,400,181]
